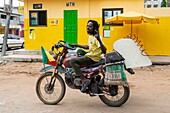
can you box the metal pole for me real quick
[131,20,132,34]
[1,0,13,56]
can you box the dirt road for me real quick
[0,62,170,113]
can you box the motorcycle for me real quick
[35,40,135,107]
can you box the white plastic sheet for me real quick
[114,38,152,68]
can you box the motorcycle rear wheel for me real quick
[99,84,130,107]
[36,72,66,105]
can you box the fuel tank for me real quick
[63,56,77,68]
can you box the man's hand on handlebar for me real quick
[52,40,77,50]
[69,44,77,48]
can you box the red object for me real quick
[48,60,58,66]
[86,69,100,79]
[63,56,76,68]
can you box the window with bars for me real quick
[29,10,47,26]
[144,0,170,8]
[102,8,123,26]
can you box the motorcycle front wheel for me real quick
[36,72,66,105]
[99,84,130,107]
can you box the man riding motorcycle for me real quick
[69,20,107,92]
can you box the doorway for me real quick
[64,10,78,44]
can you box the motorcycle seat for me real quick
[89,59,105,68]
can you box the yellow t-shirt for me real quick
[85,35,104,62]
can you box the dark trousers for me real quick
[69,56,96,79]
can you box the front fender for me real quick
[40,66,55,72]
[40,65,66,74]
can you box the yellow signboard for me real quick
[18,6,24,14]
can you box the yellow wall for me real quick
[24,0,170,56]
[140,8,170,55]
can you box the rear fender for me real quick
[40,65,66,74]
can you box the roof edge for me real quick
[18,0,24,2]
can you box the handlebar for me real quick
[52,40,76,51]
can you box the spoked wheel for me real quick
[99,84,130,107]
[36,72,66,105]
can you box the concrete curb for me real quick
[1,49,170,65]
[149,56,170,65]
[1,55,42,62]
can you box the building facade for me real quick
[23,0,170,56]
[0,7,24,37]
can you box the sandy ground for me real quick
[0,62,170,113]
